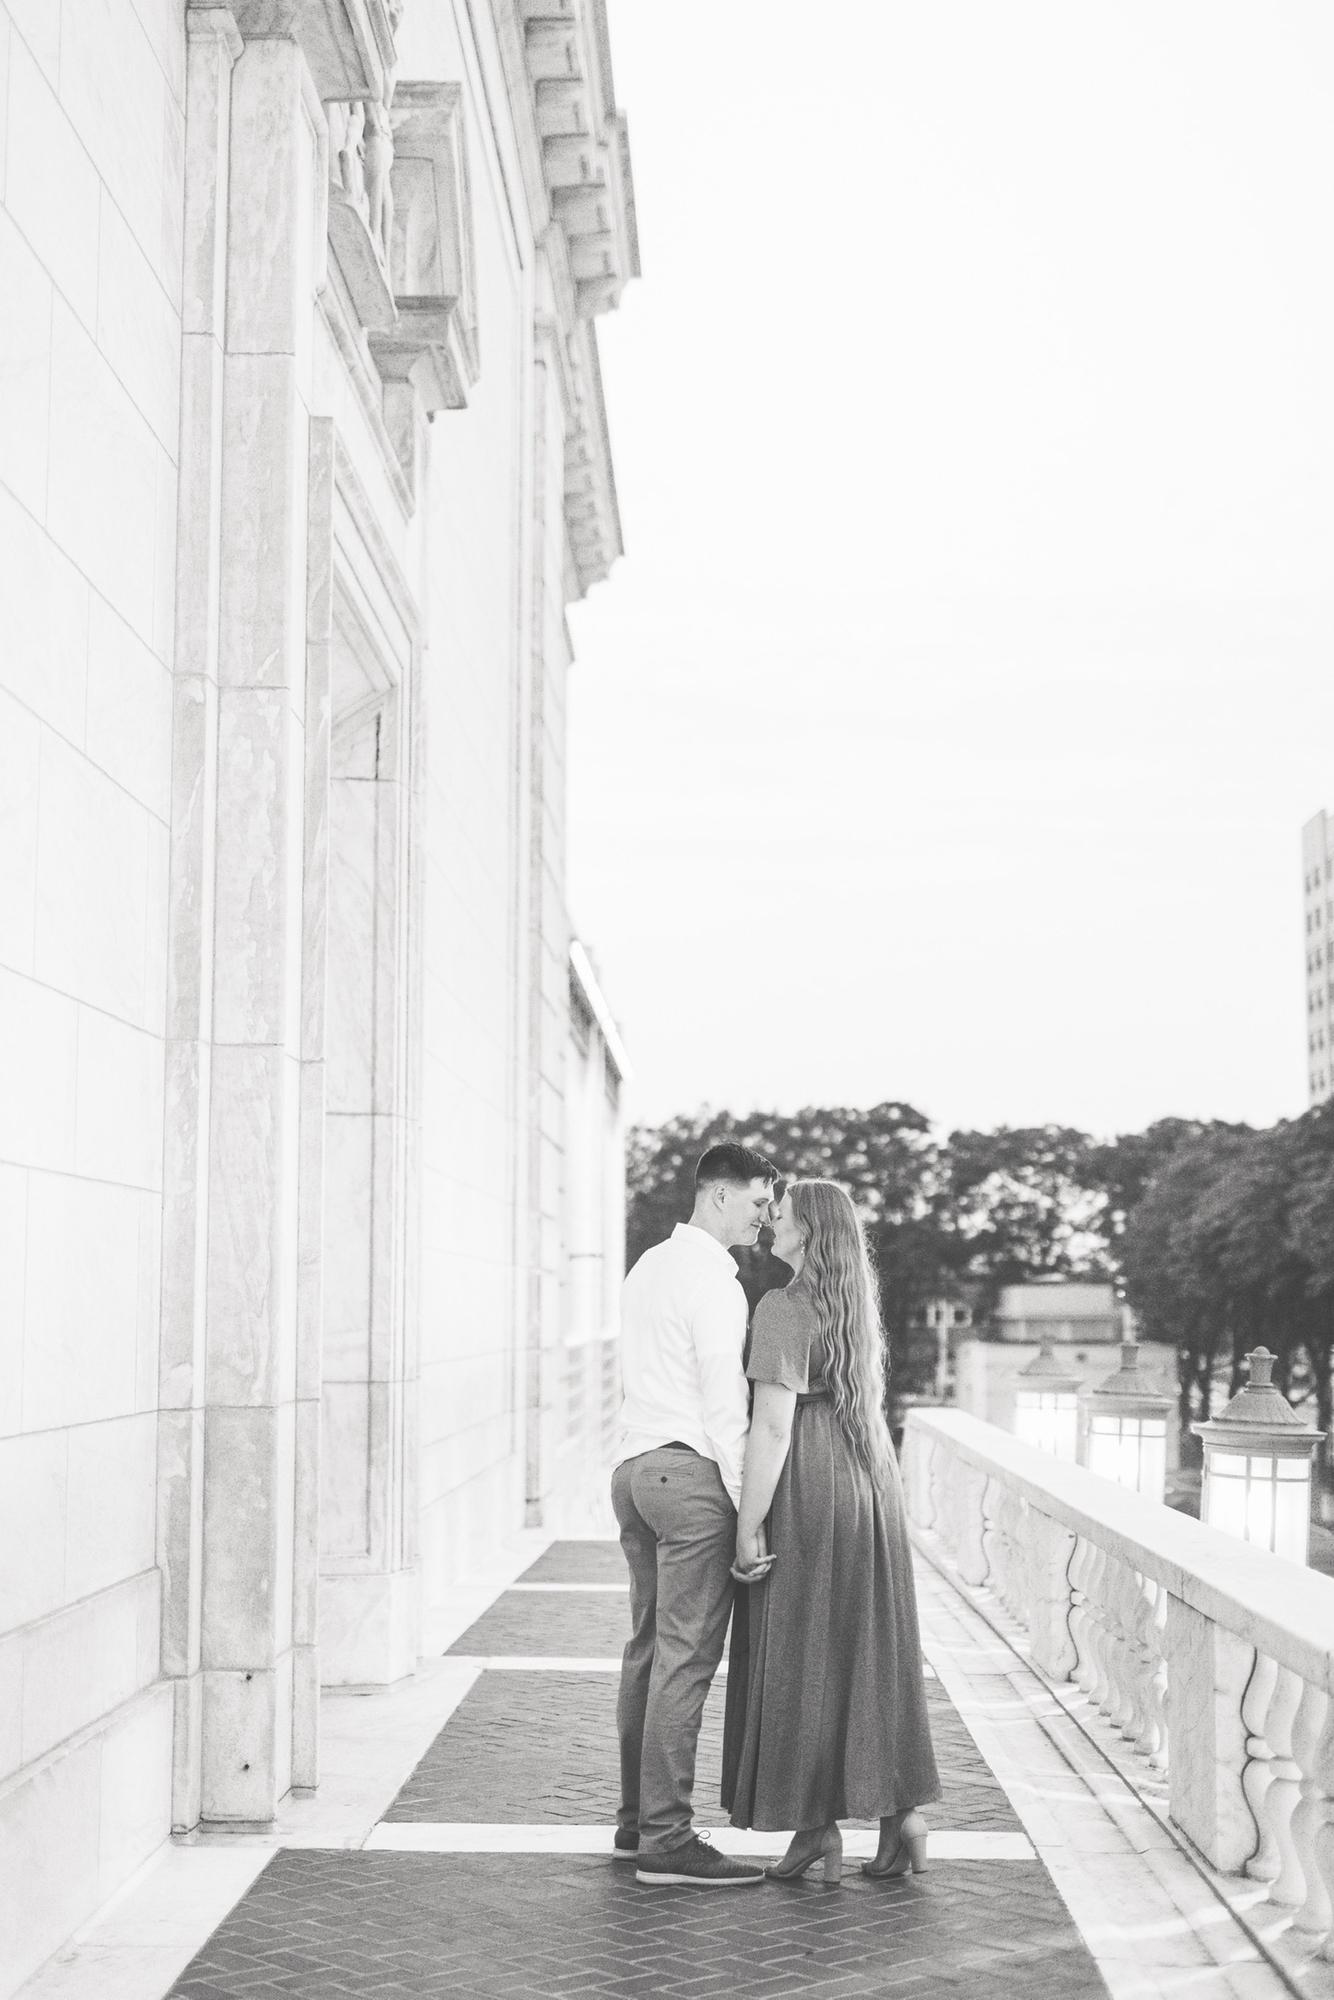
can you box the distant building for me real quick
[954,1279,1177,1469]
[1303,811,1334,1104]
[556,944,631,1528]
[992,1280,1120,1344]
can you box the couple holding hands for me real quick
[611,1144,940,1887]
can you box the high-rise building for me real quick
[1302,812,1334,1103]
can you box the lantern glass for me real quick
[1086,1411,1167,1501]
[1204,1448,1311,1563]
[1015,1387,1078,1461]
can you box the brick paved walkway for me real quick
[168,1850,1107,2000]
[164,1540,1114,2000]
[384,1669,1021,1834]
[445,1588,634,1657]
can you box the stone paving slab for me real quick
[384,1670,1019,1834]
[520,1541,629,1584]
[166,1850,1111,1999]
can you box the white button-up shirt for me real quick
[616,1223,750,1506]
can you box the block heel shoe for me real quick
[765,1825,843,1885]
[861,1809,928,1879]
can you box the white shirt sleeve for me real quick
[689,1274,750,1508]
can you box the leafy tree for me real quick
[624,1102,944,1396]
[933,1124,1115,1297]
[1120,1130,1244,1437]
[625,1099,1334,1490]
[1085,1118,1228,1241]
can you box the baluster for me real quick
[1266,1667,1308,1906]
[937,1458,959,1569]
[906,1430,937,1531]
[1006,1490,1030,1629]
[955,1461,989,1587]
[1088,1550,1118,1717]
[988,1482,1022,1625]
[1120,1569,1154,1747]
[1000,1485,1020,1618]
[1094,1551,1124,1722]
[1073,1541,1104,1694]
[1067,1536,1095,1686]
[926,1438,947,1547]
[980,1474,1004,1599]
[1141,1580,1170,1770]
[1242,1651,1281,1881]
[1107,1558,1139,1732]
[1114,1559,1142,1730]
[1291,1683,1334,1946]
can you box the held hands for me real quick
[730,1522,777,1584]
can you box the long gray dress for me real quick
[721,1283,941,1831]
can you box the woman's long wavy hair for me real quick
[788,1178,894,1483]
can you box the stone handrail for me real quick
[903,1408,1334,1959]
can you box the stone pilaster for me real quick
[159,2,242,1838]
[315,465,419,1686]
[518,320,573,1528]
[197,21,322,1826]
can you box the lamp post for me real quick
[1080,1339,1173,1502]
[1192,1347,1325,1565]
[1013,1334,1080,1461]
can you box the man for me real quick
[611,1142,780,1886]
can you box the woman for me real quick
[720,1179,940,1883]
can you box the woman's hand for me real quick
[731,1524,776,1583]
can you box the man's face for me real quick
[719,1176,777,1249]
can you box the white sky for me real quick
[567,0,1334,1138]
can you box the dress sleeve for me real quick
[746,1288,812,1393]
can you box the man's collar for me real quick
[671,1221,738,1269]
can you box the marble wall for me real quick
[554,951,628,1528]
[412,0,532,1626]
[0,1,185,1988]
[0,0,635,1987]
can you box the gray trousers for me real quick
[611,1447,736,1853]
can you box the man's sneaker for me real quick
[635,1833,765,1887]
[613,1828,639,1858]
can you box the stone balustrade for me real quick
[903,1408,1334,1960]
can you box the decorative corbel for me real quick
[369,80,480,424]
[226,0,395,99]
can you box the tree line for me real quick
[626,1102,1334,1483]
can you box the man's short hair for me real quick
[694,1142,779,1191]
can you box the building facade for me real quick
[953,1282,1178,1471]
[1303,809,1334,1105]
[0,0,636,1988]
[990,1280,1120,1345]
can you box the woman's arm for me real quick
[735,1382,797,1569]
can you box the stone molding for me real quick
[321,2,402,338]
[226,0,396,101]
[369,80,480,418]
[327,100,398,331]
[541,309,621,597]
[494,0,638,592]
[213,5,482,495]
[519,0,639,318]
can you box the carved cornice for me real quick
[513,0,635,593]
[539,311,620,599]
[518,0,639,319]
